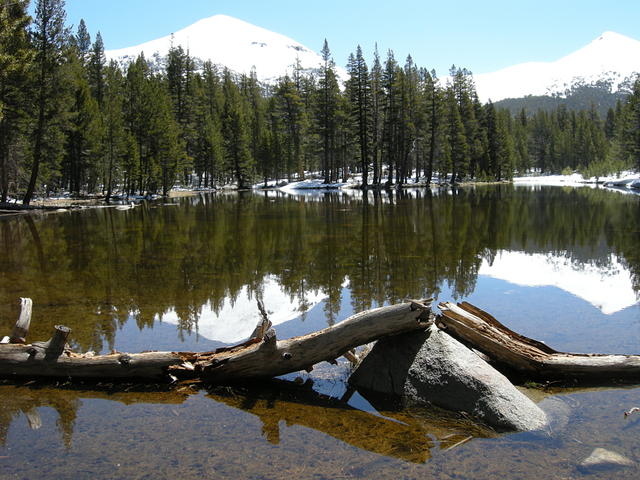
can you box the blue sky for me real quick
[58,0,640,76]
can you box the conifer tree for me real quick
[382,50,399,186]
[63,47,102,195]
[0,0,32,202]
[243,69,266,180]
[147,76,183,196]
[346,45,371,187]
[618,79,640,170]
[74,18,90,62]
[420,68,441,184]
[124,54,156,194]
[221,69,253,188]
[317,39,340,183]
[398,55,419,184]
[443,86,467,182]
[24,0,69,205]
[197,61,225,187]
[103,60,126,200]
[274,75,307,180]
[369,45,384,185]
[88,32,106,106]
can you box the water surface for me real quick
[1,185,639,479]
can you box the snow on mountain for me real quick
[474,31,640,102]
[106,14,344,83]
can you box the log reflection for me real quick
[207,379,495,463]
[0,383,194,447]
[0,380,493,462]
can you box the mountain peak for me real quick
[106,14,337,82]
[474,31,640,102]
[595,31,633,42]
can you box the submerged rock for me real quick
[348,324,547,432]
[578,447,635,472]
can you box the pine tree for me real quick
[88,32,106,106]
[618,79,640,170]
[443,86,467,183]
[274,75,307,180]
[24,0,69,205]
[485,101,499,178]
[123,54,156,194]
[221,69,253,189]
[0,0,32,202]
[74,18,90,62]
[513,108,530,173]
[102,60,126,201]
[529,110,552,173]
[197,61,225,187]
[63,47,102,195]
[147,76,183,196]
[243,69,266,180]
[420,68,441,184]
[369,45,384,185]
[449,66,477,179]
[317,39,340,183]
[397,55,419,184]
[345,45,371,187]
[382,50,399,186]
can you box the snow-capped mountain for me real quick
[474,31,640,102]
[106,14,343,83]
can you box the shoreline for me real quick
[2,173,638,216]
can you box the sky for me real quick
[53,0,640,76]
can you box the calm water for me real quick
[1,185,640,479]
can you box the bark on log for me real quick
[438,301,640,380]
[0,299,433,382]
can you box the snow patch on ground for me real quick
[513,171,640,195]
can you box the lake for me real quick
[1,185,639,479]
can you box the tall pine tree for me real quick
[0,0,32,202]
[24,0,69,204]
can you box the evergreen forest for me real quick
[2,0,640,204]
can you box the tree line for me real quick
[2,0,640,205]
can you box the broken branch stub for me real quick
[10,298,33,344]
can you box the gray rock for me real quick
[579,448,635,472]
[349,324,547,432]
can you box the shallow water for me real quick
[1,185,639,479]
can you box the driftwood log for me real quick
[3,297,640,384]
[0,298,433,382]
[438,301,640,380]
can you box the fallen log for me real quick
[438,301,640,380]
[0,298,433,382]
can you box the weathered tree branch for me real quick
[438,301,640,380]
